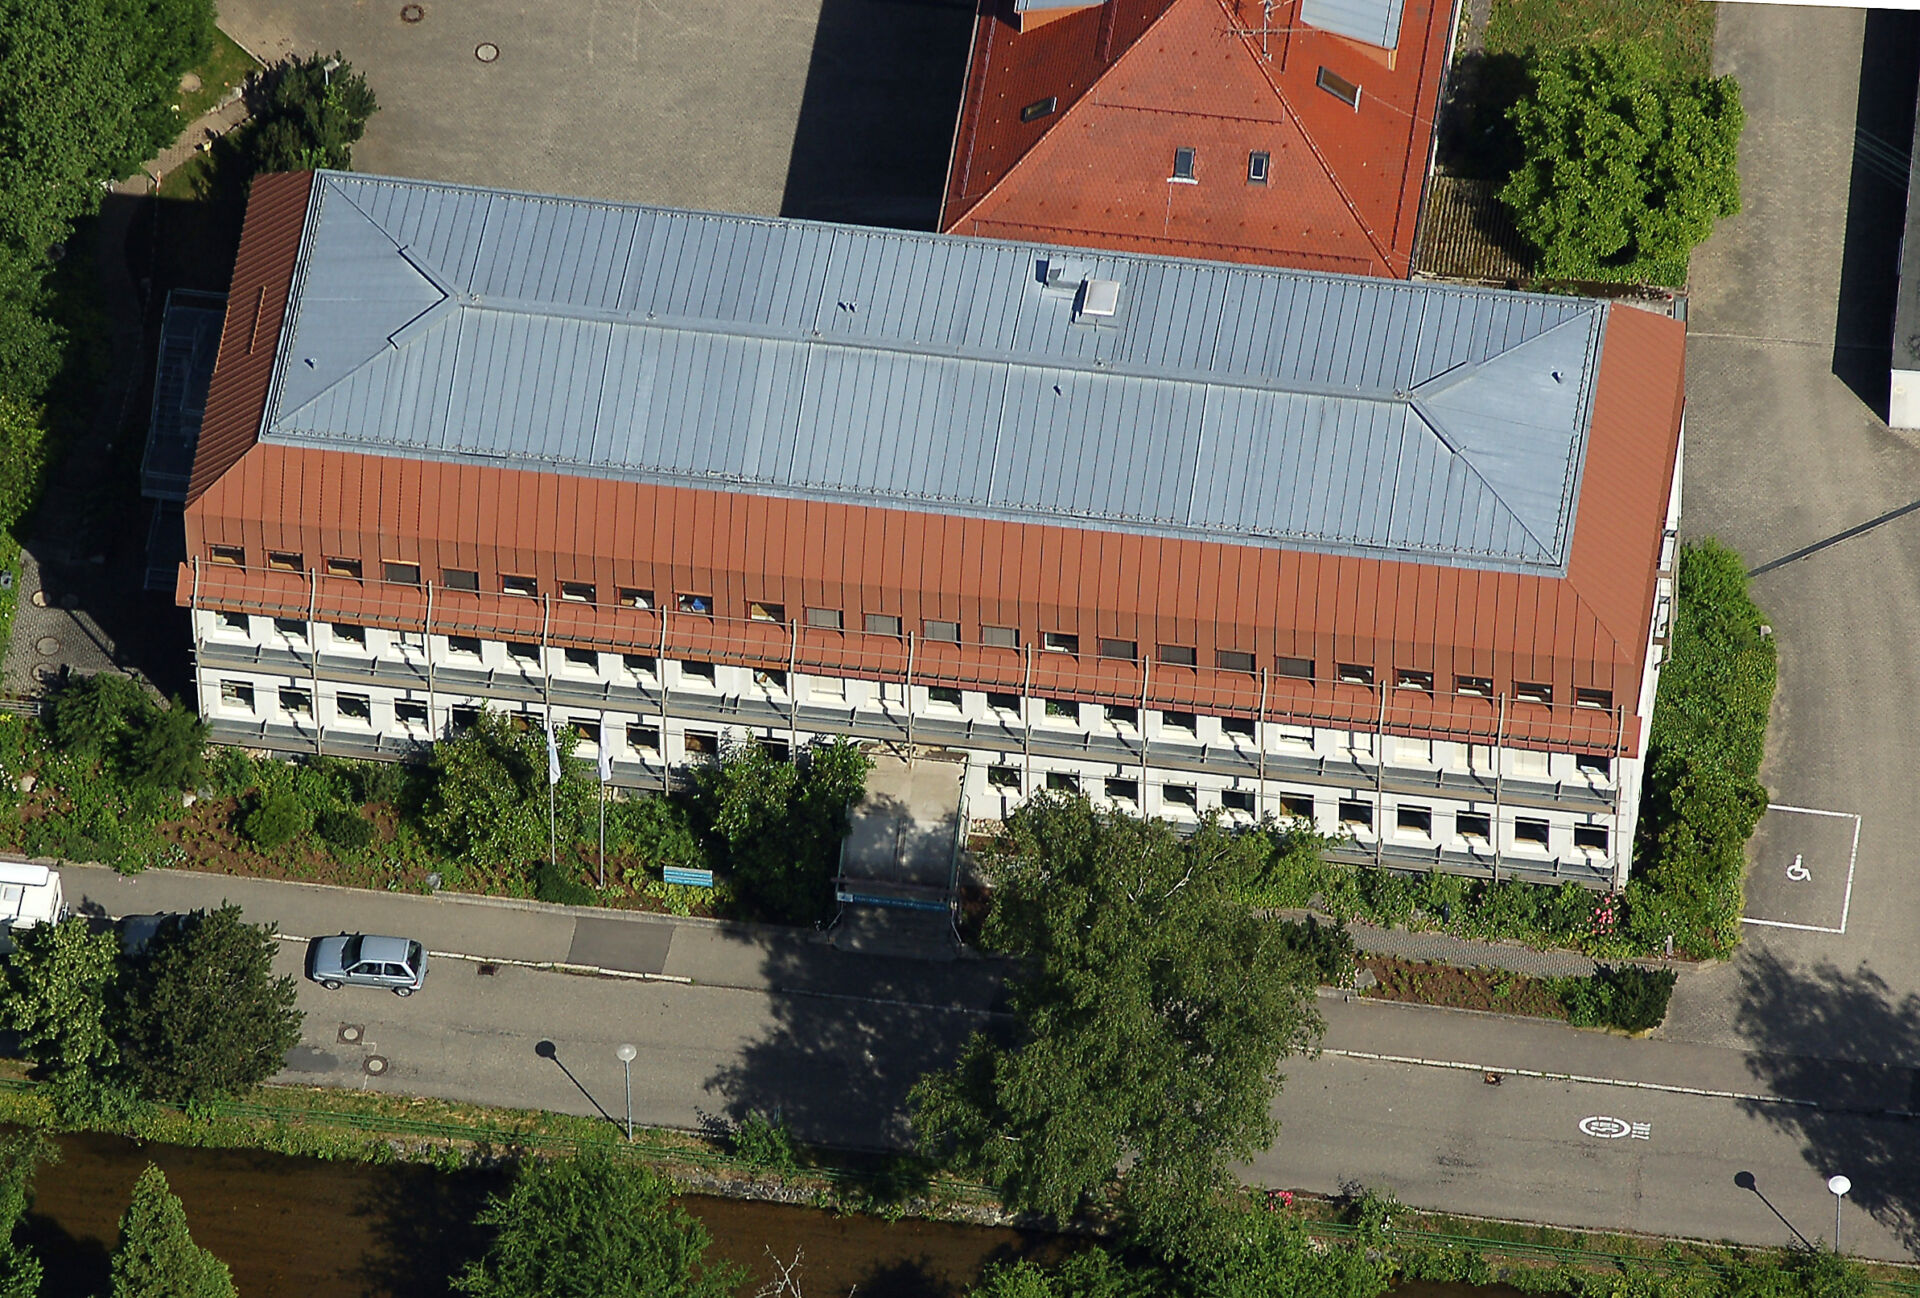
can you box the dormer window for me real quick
[1171,147,1197,183]
[1248,151,1270,184]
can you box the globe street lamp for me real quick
[1827,1174,1851,1253]
[616,1043,638,1142]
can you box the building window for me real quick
[267,550,302,572]
[1338,799,1373,830]
[1337,663,1374,686]
[1099,638,1137,660]
[1044,698,1079,721]
[1045,772,1080,793]
[679,659,715,683]
[209,544,244,567]
[330,622,364,646]
[272,617,304,638]
[1171,146,1197,182]
[864,612,903,636]
[754,667,788,691]
[623,653,657,676]
[1222,789,1256,813]
[1043,631,1079,654]
[1317,66,1361,108]
[564,646,597,668]
[677,592,712,615]
[982,625,1019,649]
[442,568,480,592]
[619,587,654,609]
[1396,805,1433,837]
[928,686,963,709]
[279,687,312,716]
[923,619,959,642]
[450,706,480,731]
[503,574,538,597]
[811,677,847,701]
[1221,715,1255,739]
[383,561,420,585]
[325,557,362,579]
[759,737,791,762]
[1456,675,1493,697]
[1279,795,1314,821]
[1515,681,1552,704]
[987,766,1021,789]
[1576,753,1613,778]
[561,581,595,604]
[806,607,843,630]
[750,601,785,623]
[1020,95,1058,123]
[1514,818,1551,848]
[1161,710,1196,734]
[1396,669,1434,692]
[1247,150,1270,184]
[336,693,371,722]
[684,730,720,757]
[1217,649,1255,672]
[1107,704,1138,728]
[1156,643,1197,666]
[973,692,1014,717]
[627,724,660,752]
[219,680,254,708]
[1164,784,1199,808]
[1105,778,1138,804]
[1576,687,1613,710]
[1457,812,1492,841]
[1273,723,1312,748]
[395,700,428,725]
[447,635,482,657]
[507,641,539,663]
[569,717,601,743]
[1276,656,1313,680]
[1575,825,1610,852]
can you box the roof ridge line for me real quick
[1404,397,1559,562]
[944,0,1188,227]
[1225,0,1401,275]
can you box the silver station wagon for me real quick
[308,933,428,996]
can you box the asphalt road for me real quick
[62,865,1920,1262]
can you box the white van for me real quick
[0,860,66,934]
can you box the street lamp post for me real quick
[616,1043,637,1142]
[1827,1174,1851,1253]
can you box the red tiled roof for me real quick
[942,0,1455,276]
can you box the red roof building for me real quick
[940,0,1456,277]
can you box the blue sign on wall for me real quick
[663,866,716,889]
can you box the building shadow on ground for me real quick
[1735,947,1920,1253]
[779,0,976,229]
[1831,9,1920,419]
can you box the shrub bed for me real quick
[1357,956,1677,1031]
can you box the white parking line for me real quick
[1740,805,1861,934]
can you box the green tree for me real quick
[423,708,592,868]
[0,915,123,1113]
[969,1250,1155,1298]
[911,797,1323,1249]
[455,1157,744,1298]
[120,696,207,791]
[238,52,378,174]
[1501,42,1742,283]
[0,391,44,530]
[48,671,151,761]
[240,786,310,849]
[109,1163,235,1298]
[0,1133,50,1298]
[118,904,302,1104]
[1183,1204,1389,1298]
[0,243,60,404]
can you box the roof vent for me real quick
[1077,278,1121,319]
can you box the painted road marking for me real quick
[1742,804,1861,934]
[1786,854,1810,882]
[1579,1115,1652,1140]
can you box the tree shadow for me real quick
[353,1162,505,1298]
[1734,948,1920,1252]
[18,1211,112,1298]
[778,0,976,228]
[1831,8,1920,419]
[1433,49,1530,183]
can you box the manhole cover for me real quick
[363,1055,389,1076]
[337,1024,364,1045]
[399,2,424,19]
[179,71,202,93]
[33,637,59,656]
[477,963,498,976]
[475,42,499,62]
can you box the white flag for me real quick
[546,717,561,786]
[597,737,613,784]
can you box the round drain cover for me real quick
[475,42,499,62]
[363,1055,389,1076]
[337,1024,363,1044]
[34,637,59,656]
[400,3,424,19]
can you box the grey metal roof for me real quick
[263,172,1611,575]
[143,289,226,503]
[1300,0,1405,49]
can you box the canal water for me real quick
[14,1131,1517,1297]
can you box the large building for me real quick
[939,0,1457,277]
[181,171,1684,889]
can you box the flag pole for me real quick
[546,713,560,871]
[596,724,613,890]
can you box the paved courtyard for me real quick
[214,0,974,225]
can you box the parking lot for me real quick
[1742,805,1861,935]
